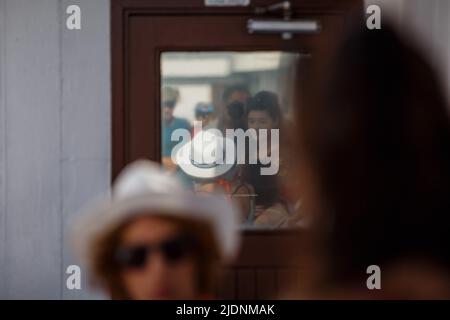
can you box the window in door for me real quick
[160,51,306,229]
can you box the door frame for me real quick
[111,0,363,179]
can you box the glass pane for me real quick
[161,51,303,229]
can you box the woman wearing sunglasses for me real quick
[71,160,240,300]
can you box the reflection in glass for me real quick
[161,52,304,229]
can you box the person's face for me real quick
[247,110,276,131]
[118,216,198,300]
[222,90,249,130]
[163,104,175,122]
[196,113,212,126]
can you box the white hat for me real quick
[174,129,236,180]
[71,160,241,267]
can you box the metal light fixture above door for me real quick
[247,1,321,39]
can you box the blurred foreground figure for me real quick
[72,160,240,300]
[297,23,450,299]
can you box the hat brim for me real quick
[174,133,236,180]
[71,192,241,268]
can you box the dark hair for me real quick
[299,23,450,286]
[222,84,250,103]
[246,91,282,125]
[242,91,284,207]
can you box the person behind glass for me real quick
[194,102,216,130]
[193,84,252,211]
[241,90,291,227]
[219,84,251,132]
[295,22,450,298]
[71,160,240,300]
[161,87,191,172]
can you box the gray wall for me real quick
[0,0,110,299]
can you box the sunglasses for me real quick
[114,233,195,269]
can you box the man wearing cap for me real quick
[194,102,216,131]
[71,160,240,300]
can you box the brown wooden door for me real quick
[112,0,363,299]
